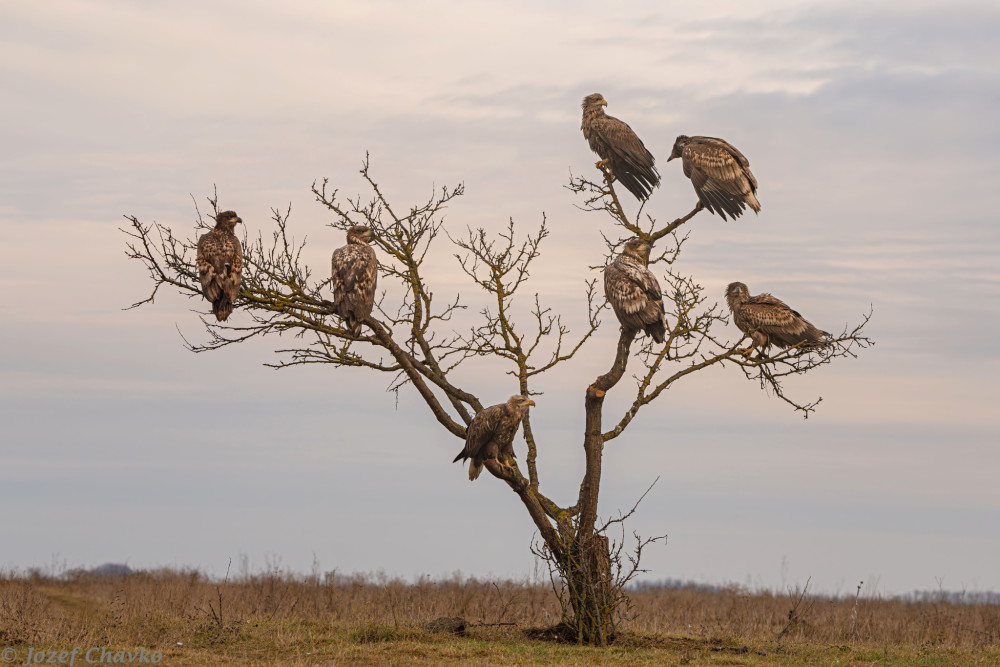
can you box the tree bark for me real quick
[578,330,635,535]
[565,329,635,644]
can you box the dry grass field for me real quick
[2,568,998,665]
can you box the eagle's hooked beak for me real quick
[526,399,536,406]
[598,99,607,107]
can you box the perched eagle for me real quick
[581,93,660,201]
[604,239,666,343]
[196,210,243,322]
[726,282,829,357]
[453,395,535,481]
[330,225,378,337]
[668,136,760,221]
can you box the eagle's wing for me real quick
[606,258,663,312]
[195,229,243,302]
[455,403,505,462]
[604,259,666,343]
[742,293,825,348]
[197,231,223,303]
[330,247,345,304]
[592,115,660,200]
[197,230,242,320]
[682,138,759,220]
[219,236,243,304]
[331,244,378,319]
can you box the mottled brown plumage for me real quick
[196,210,243,321]
[668,135,760,221]
[604,239,666,343]
[330,226,378,337]
[581,93,660,201]
[453,395,535,481]
[726,282,828,357]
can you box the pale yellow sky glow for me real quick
[1,0,998,595]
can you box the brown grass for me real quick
[1,568,998,665]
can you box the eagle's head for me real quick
[622,238,651,263]
[667,135,690,162]
[507,394,536,414]
[347,225,375,245]
[726,281,749,306]
[215,210,242,232]
[582,93,608,111]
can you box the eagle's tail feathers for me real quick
[213,298,233,321]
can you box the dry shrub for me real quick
[626,581,1000,648]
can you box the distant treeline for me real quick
[19,563,1000,607]
[629,578,1000,606]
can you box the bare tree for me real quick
[122,155,872,645]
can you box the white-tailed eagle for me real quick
[604,239,666,343]
[196,210,243,322]
[330,225,378,337]
[581,93,660,201]
[726,282,828,357]
[453,395,535,481]
[668,135,760,221]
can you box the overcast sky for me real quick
[2,0,998,597]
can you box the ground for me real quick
[1,570,996,666]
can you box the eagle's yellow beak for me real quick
[526,399,536,406]
[599,99,608,106]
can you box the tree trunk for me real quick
[563,330,635,644]
[566,533,613,645]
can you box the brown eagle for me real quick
[581,93,660,201]
[196,210,243,321]
[453,395,535,481]
[668,136,760,221]
[726,282,829,357]
[330,226,378,336]
[604,239,666,343]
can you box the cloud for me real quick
[1,0,998,593]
